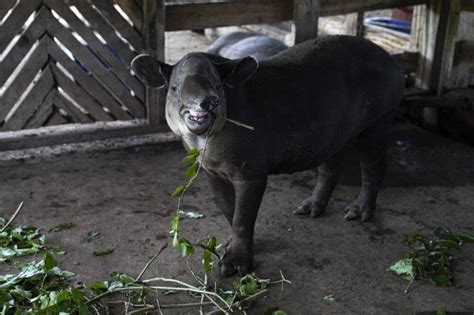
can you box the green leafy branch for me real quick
[389,227,474,292]
[169,147,221,275]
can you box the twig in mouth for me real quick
[136,243,168,282]
[1,201,24,233]
[212,112,255,131]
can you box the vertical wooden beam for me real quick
[345,11,365,37]
[416,0,460,94]
[143,0,166,125]
[293,0,321,44]
[415,0,460,127]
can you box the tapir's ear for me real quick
[131,54,172,89]
[220,56,258,88]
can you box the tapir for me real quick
[131,35,405,277]
[207,31,288,60]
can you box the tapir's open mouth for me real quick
[181,108,214,135]
[188,110,209,124]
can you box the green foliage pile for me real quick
[389,227,474,286]
[0,218,45,263]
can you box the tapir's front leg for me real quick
[219,177,267,277]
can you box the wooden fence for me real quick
[0,0,435,151]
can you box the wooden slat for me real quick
[45,0,145,103]
[54,91,95,124]
[0,0,17,22]
[114,0,143,33]
[90,0,144,51]
[46,110,68,126]
[42,8,146,118]
[0,0,42,52]
[143,0,165,124]
[24,92,56,129]
[3,66,55,131]
[164,0,429,31]
[52,64,114,122]
[68,1,136,66]
[0,11,48,86]
[0,38,49,122]
[47,37,133,121]
[320,0,428,16]
[165,1,293,31]
[294,0,320,44]
[0,121,171,151]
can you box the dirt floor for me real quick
[1,121,473,314]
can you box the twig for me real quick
[114,285,230,312]
[207,289,269,315]
[127,305,155,314]
[404,277,415,294]
[213,112,254,131]
[1,201,24,233]
[136,243,168,282]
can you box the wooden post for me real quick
[293,0,321,44]
[143,0,166,125]
[345,12,365,37]
[415,0,460,127]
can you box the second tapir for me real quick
[132,35,405,277]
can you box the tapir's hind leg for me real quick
[294,152,343,217]
[344,112,394,222]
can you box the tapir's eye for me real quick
[171,86,178,92]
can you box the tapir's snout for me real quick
[179,74,223,135]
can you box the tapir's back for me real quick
[240,35,404,172]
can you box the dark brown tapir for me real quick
[131,35,405,277]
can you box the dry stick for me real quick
[213,112,255,131]
[207,289,269,315]
[1,201,24,233]
[135,243,168,282]
[141,278,230,311]
[124,301,215,311]
[113,285,229,312]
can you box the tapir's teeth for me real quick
[189,110,208,117]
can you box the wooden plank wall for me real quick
[0,0,153,132]
[165,0,429,31]
[0,0,437,150]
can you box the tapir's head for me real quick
[131,53,258,136]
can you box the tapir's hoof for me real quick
[218,240,253,278]
[293,197,326,218]
[344,203,374,222]
[219,260,251,278]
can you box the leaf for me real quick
[202,237,217,274]
[43,252,56,272]
[183,148,200,162]
[185,162,198,179]
[172,232,180,249]
[234,274,267,297]
[323,294,336,302]
[49,223,74,233]
[92,248,114,256]
[458,233,474,243]
[170,214,180,233]
[178,238,194,257]
[178,210,204,219]
[389,258,415,280]
[171,185,185,198]
[87,231,100,238]
[437,306,446,315]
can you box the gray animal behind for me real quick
[132,35,405,277]
[207,32,288,60]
